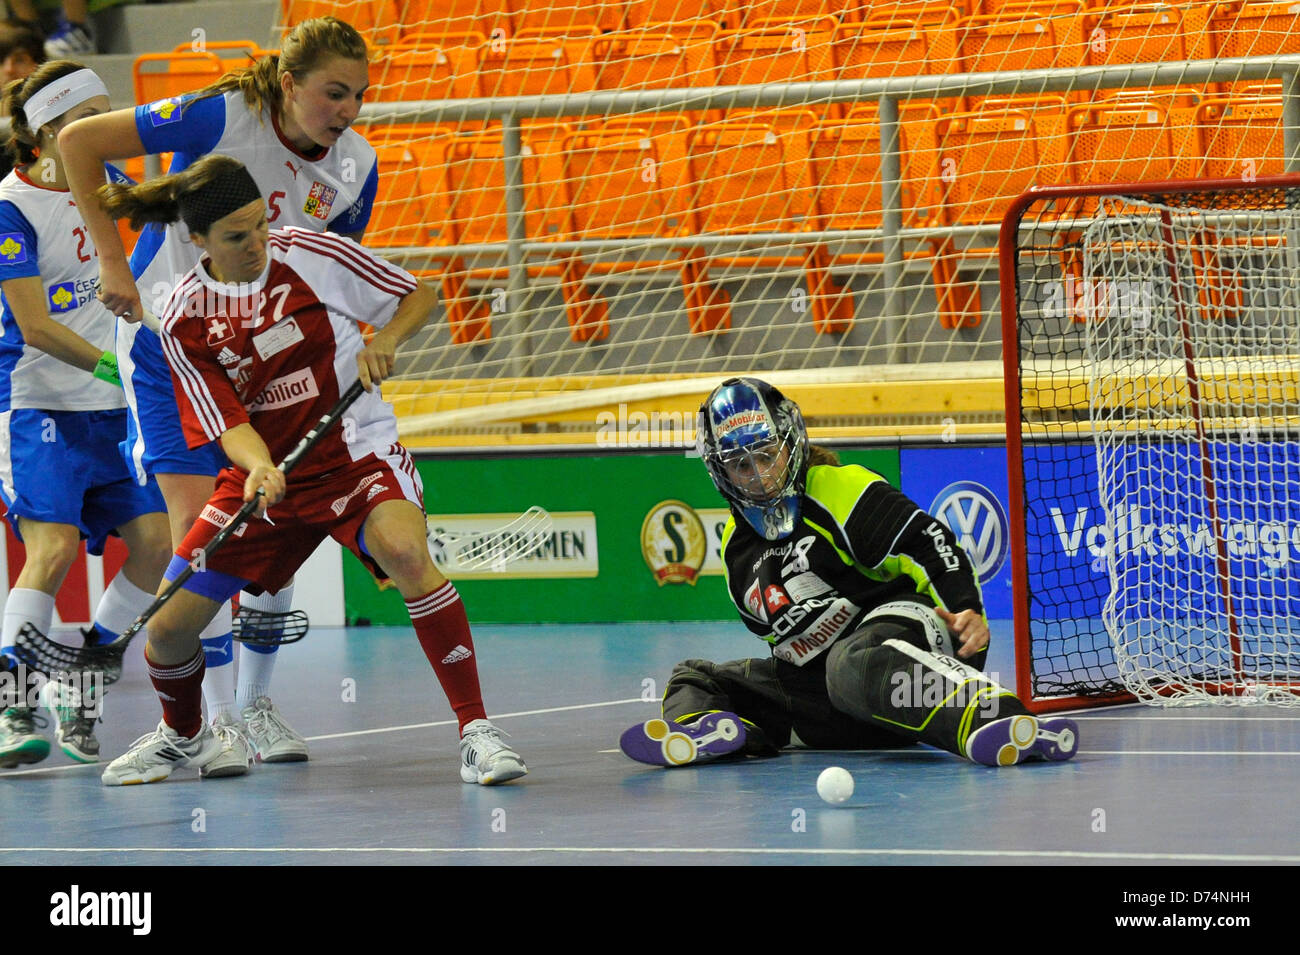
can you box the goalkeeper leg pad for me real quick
[619,711,746,767]
[966,714,1079,767]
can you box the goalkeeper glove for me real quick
[93,351,122,388]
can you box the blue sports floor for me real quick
[2,621,1298,871]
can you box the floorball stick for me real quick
[426,506,553,573]
[13,379,366,682]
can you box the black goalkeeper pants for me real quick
[662,616,1020,758]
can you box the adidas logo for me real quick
[441,645,472,664]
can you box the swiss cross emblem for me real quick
[206,314,235,346]
[303,181,337,221]
[764,585,790,612]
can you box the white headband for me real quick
[25,68,109,133]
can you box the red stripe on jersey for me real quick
[160,278,229,441]
[270,228,416,297]
[272,227,409,285]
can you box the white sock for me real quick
[90,574,155,643]
[236,583,293,709]
[2,587,56,659]
[199,602,237,722]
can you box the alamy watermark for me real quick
[1,665,104,717]
[596,403,694,449]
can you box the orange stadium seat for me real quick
[932,98,1068,323]
[714,17,838,90]
[511,0,627,33]
[833,4,962,83]
[171,40,265,63]
[564,122,693,240]
[476,28,602,100]
[956,3,1087,88]
[734,0,841,28]
[367,35,483,102]
[443,125,571,245]
[569,125,691,239]
[687,121,814,239]
[368,139,453,248]
[1064,99,1183,184]
[811,105,979,328]
[1209,1,1300,57]
[1185,87,1286,320]
[442,125,610,339]
[133,51,226,104]
[593,20,722,91]
[363,121,459,147]
[681,119,855,333]
[623,0,732,28]
[398,0,515,41]
[284,0,400,45]
[1082,2,1215,67]
[563,117,721,337]
[367,137,493,343]
[561,123,688,338]
[935,97,1069,225]
[1195,90,1285,179]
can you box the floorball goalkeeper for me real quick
[620,377,1080,769]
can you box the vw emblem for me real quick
[928,481,1009,585]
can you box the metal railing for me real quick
[356,54,1300,329]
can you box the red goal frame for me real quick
[999,174,1300,712]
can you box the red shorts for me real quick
[176,445,424,595]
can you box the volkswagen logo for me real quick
[928,481,1009,585]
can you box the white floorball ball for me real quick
[816,766,854,805]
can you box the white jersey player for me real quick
[59,17,379,776]
[0,62,170,769]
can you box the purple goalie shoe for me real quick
[620,711,747,767]
[966,714,1080,767]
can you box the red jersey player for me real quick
[92,154,528,787]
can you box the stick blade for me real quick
[435,506,554,573]
[11,624,125,685]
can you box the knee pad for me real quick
[854,601,956,657]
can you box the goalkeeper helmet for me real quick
[697,377,809,541]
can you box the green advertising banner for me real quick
[344,448,900,625]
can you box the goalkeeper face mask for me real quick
[697,377,809,541]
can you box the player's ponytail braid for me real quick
[95,154,248,232]
[3,60,93,167]
[186,17,368,122]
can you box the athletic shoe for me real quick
[966,714,1080,767]
[0,707,50,768]
[619,711,747,767]
[200,712,253,778]
[44,21,95,57]
[101,720,222,786]
[39,679,100,763]
[241,696,309,763]
[459,719,527,784]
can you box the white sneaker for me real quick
[0,707,50,768]
[200,712,253,778]
[44,20,95,57]
[459,719,527,785]
[39,679,99,764]
[101,720,222,786]
[241,696,309,763]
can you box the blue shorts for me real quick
[118,318,226,483]
[0,407,167,555]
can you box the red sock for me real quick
[144,647,206,739]
[407,582,487,732]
